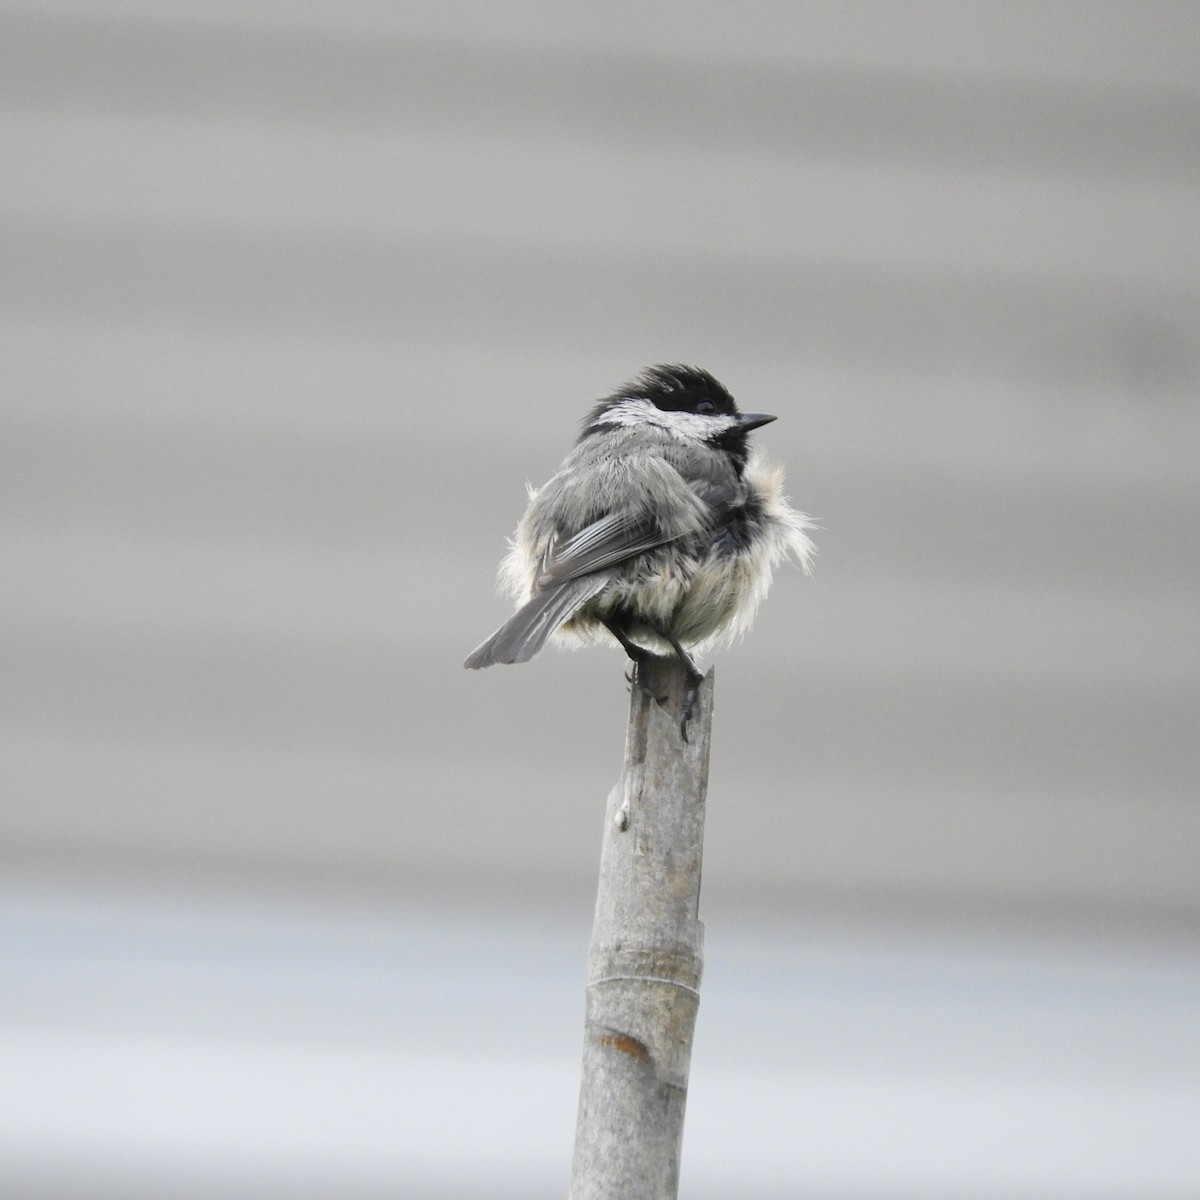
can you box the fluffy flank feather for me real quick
[749,457,817,575]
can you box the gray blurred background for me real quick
[2,2,1199,1197]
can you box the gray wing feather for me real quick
[463,575,610,669]
[536,513,672,588]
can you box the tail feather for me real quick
[464,576,607,669]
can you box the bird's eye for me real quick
[696,400,716,415]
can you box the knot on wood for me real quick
[596,1030,651,1063]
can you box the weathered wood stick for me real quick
[569,656,713,1200]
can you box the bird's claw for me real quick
[678,681,699,743]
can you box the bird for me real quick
[464,364,814,735]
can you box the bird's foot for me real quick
[678,670,704,743]
[629,662,668,706]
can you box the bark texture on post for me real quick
[570,657,713,1200]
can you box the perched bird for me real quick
[464,365,814,734]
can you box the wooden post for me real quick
[569,657,713,1200]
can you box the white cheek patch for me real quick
[595,399,661,428]
[596,398,733,441]
[660,409,731,440]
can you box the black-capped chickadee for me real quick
[464,365,814,734]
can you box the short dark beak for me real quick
[737,412,777,432]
